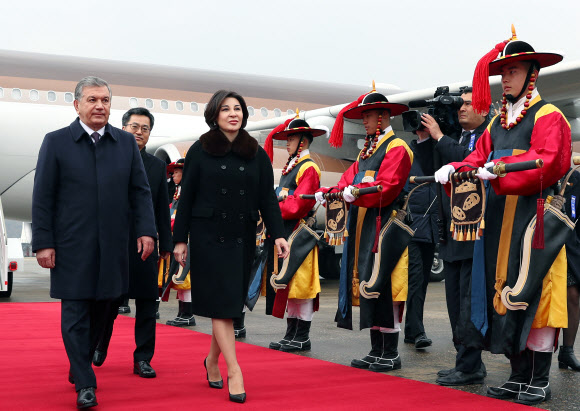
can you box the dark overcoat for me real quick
[127,150,173,299]
[415,119,489,261]
[173,129,284,318]
[32,118,157,300]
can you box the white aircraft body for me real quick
[1,49,579,294]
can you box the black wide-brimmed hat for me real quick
[471,25,563,114]
[488,39,563,76]
[272,118,327,140]
[343,91,409,119]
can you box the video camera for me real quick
[402,86,463,138]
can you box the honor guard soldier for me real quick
[164,159,196,327]
[263,114,325,352]
[435,27,571,405]
[318,86,413,372]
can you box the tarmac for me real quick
[4,257,580,410]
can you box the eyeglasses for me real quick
[127,123,151,133]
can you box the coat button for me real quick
[221,212,227,219]
[239,214,244,220]
[221,165,227,170]
[237,238,243,244]
[239,166,245,171]
[219,237,225,243]
[221,188,227,194]
[240,190,245,195]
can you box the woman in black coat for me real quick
[173,90,289,403]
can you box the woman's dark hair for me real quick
[204,90,249,130]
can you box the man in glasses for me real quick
[92,107,172,379]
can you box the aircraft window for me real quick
[11,88,22,100]
[145,98,154,109]
[161,100,169,110]
[0,87,3,98]
[47,91,57,102]
[260,107,268,118]
[176,101,184,111]
[287,109,294,115]
[274,108,281,117]
[129,97,138,108]
[64,92,74,103]
[29,89,40,101]
[190,102,199,112]
[247,106,255,116]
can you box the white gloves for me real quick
[476,161,497,180]
[343,186,356,203]
[434,164,455,184]
[315,191,326,205]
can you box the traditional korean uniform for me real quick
[444,29,571,405]
[263,117,325,352]
[322,90,413,372]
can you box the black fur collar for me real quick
[200,129,258,160]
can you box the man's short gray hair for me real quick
[74,76,112,101]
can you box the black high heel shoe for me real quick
[204,358,223,389]
[228,377,246,403]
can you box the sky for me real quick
[1,0,579,91]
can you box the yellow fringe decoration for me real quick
[450,221,455,233]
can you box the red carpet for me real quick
[0,302,530,410]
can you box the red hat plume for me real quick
[329,93,366,148]
[471,26,519,114]
[264,118,293,163]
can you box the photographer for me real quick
[415,87,490,386]
[403,129,438,350]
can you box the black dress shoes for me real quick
[92,349,107,367]
[228,377,246,403]
[76,387,97,409]
[436,369,485,386]
[133,360,156,378]
[204,358,223,389]
[414,333,432,349]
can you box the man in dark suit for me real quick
[92,107,172,379]
[32,76,156,409]
[418,87,491,386]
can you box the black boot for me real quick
[351,329,383,369]
[487,349,529,399]
[233,313,246,338]
[369,332,402,372]
[516,351,552,405]
[154,299,160,320]
[166,301,195,326]
[280,319,311,352]
[166,301,183,326]
[558,345,580,371]
[269,318,298,350]
[118,296,130,314]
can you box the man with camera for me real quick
[402,128,438,350]
[413,87,490,386]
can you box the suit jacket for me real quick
[32,118,157,300]
[127,150,172,299]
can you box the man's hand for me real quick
[421,113,444,141]
[475,162,498,181]
[137,236,155,261]
[173,242,188,268]
[36,248,55,269]
[434,164,455,184]
[343,186,356,203]
[314,191,326,205]
[275,238,290,259]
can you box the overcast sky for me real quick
[1,0,578,91]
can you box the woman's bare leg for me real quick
[206,329,222,382]
[212,318,244,394]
